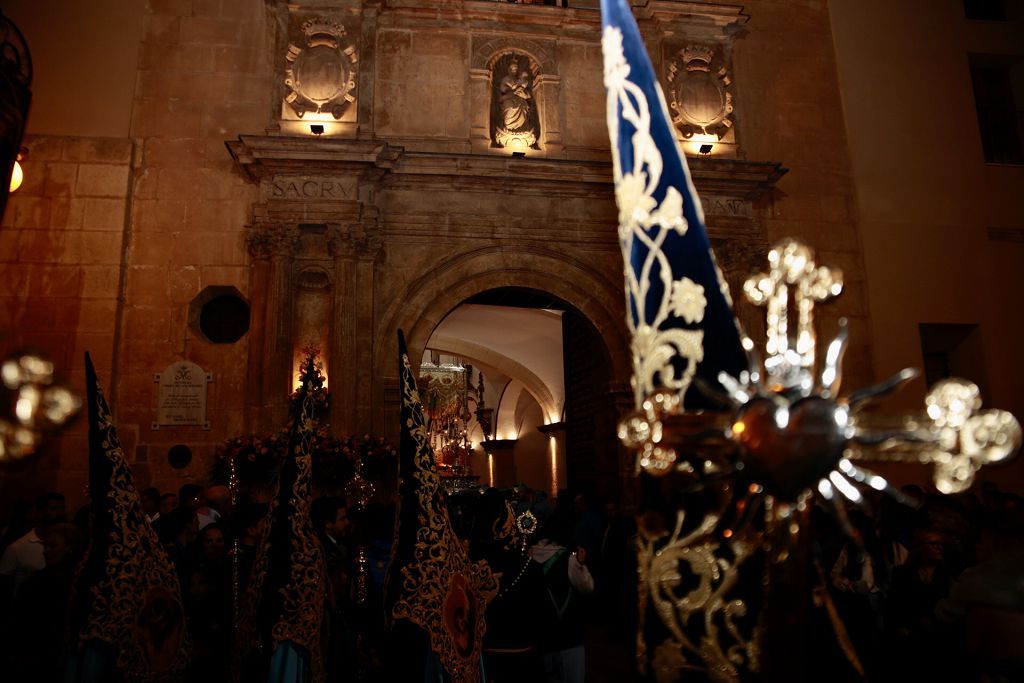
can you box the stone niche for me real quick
[470,36,562,156]
[274,7,362,137]
[228,136,397,434]
[644,0,749,157]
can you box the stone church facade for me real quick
[0,0,868,506]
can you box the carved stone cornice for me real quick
[246,224,301,259]
[387,152,786,202]
[226,136,402,182]
[634,1,749,31]
[228,136,786,215]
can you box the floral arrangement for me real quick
[211,348,397,496]
[212,430,396,495]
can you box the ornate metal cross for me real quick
[620,238,1021,682]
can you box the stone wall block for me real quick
[200,265,247,290]
[43,163,78,198]
[134,168,159,200]
[82,198,127,232]
[75,164,131,198]
[49,198,83,232]
[132,100,203,138]
[192,0,222,17]
[773,193,823,222]
[135,69,194,101]
[23,136,62,161]
[820,194,852,224]
[8,196,52,229]
[71,334,116,370]
[78,231,124,265]
[147,0,193,16]
[180,16,247,46]
[168,266,200,303]
[62,138,133,165]
[127,266,171,305]
[200,102,266,139]
[133,198,188,232]
[28,264,83,298]
[123,305,172,341]
[78,299,119,333]
[81,266,121,298]
[212,46,262,74]
[816,249,866,283]
[157,167,205,200]
[132,231,178,265]
[143,138,205,168]
[142,14,180,45]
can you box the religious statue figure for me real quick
[491,55,540,149]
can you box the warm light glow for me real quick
[488,454,495,488]
[9,160,23,193]
[291,359,328,393]
[732,421,745,435]
[280,117,347,137]
[549,437,559,499]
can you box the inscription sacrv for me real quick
[272,178,348,198]
[271,179,349,199]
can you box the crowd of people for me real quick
[0,481,635,683]
[0,477,1021,682]
[808,481,1024,682]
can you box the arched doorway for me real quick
[418,286,626,507]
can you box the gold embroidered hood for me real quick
[67,352,190,681]
[385,331,498,683]
[237,356,327,681]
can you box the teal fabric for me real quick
[268,641,310,683]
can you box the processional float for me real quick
[598,0,1021,680]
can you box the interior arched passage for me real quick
[382,264,630,505]
[374,245,630,385]
[429,334,559,424]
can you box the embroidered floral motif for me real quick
[670,278,707,324]
[602,25,719,405]
[391,349,499,683]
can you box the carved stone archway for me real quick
[372,244,631,434]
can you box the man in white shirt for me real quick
[0,492,67,597]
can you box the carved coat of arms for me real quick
[667,44,734,140]
[284,17,358,119]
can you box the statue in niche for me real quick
[490,54,541,150]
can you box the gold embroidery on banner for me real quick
[393,351,499,683]
[602,25,719,408]
[238,383,326,681]
[74,382,190,681]
[635,500,758,683]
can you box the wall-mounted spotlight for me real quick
[698,143,714,155]
[309,124,324,136]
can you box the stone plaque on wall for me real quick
[153,361,213,430]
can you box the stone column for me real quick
[535,74,564,155]
[329,226,356,436]
[469,68,492,152]
[245,229,272,432]
[353,224,381,434]
[246,224,299,432]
